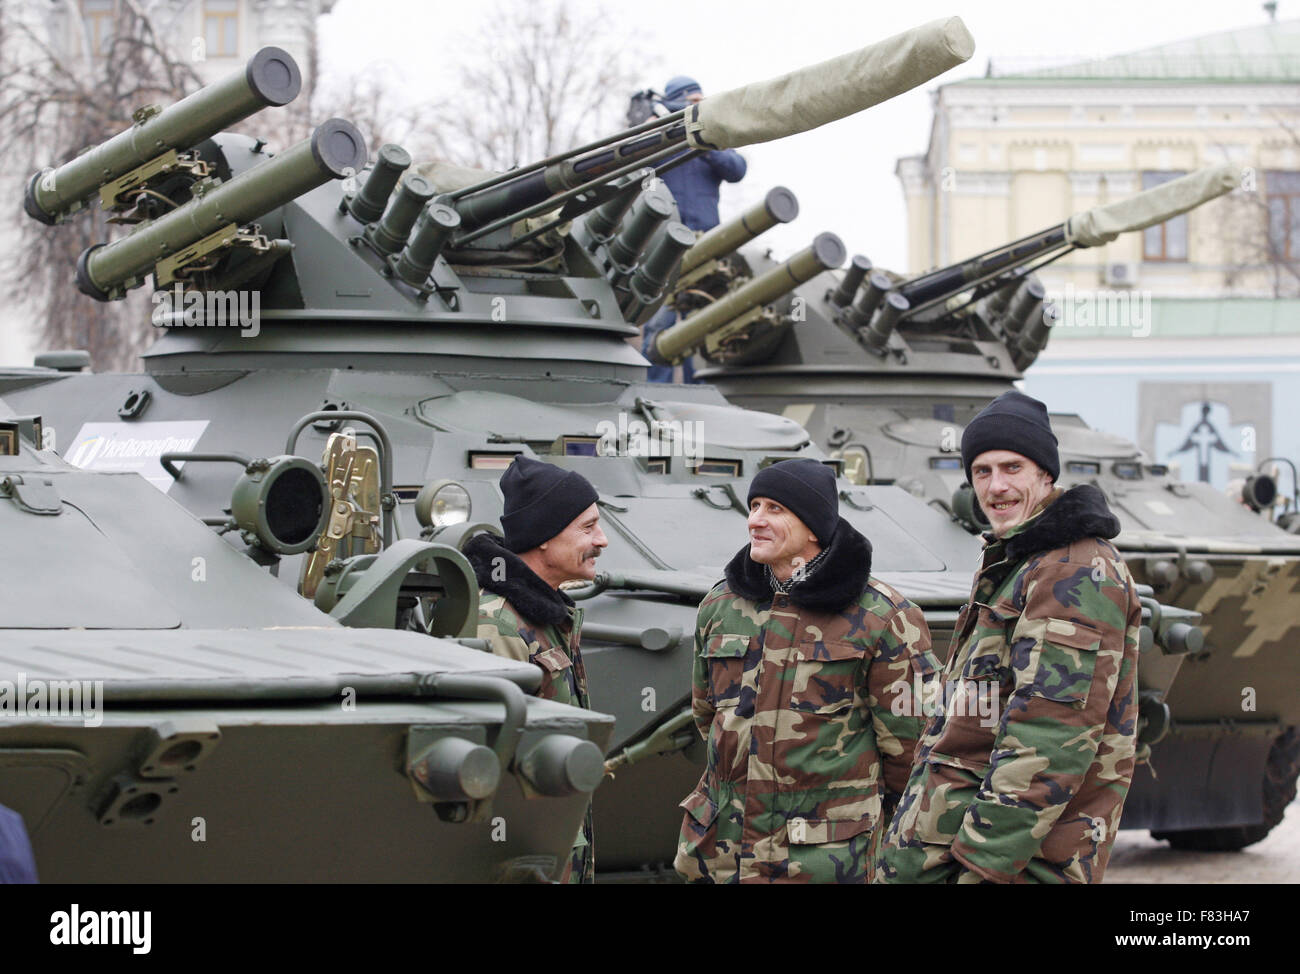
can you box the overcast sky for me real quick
[317,0,1285,271]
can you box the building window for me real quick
[80,0,115,56]
[204,0,239,57]
[1142,170,1189,261]
[1266,171,1300,262]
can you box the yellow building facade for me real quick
[897,18,1300,299]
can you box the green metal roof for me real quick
[1048,297,1300,339]
[968,19,1300,83]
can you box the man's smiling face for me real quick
[970,449,1056,537]
[747,496,820,579]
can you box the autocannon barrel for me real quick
[651,232,845,364]
[678,187,799,276]
[25,47,302,225]
[894,162,1239,315]
[447,17,971,241]
[75,119,367,301]
[898,225,1068,310]
[453,122,690,236]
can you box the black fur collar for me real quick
[463,532,573,627]
[1001,484,1121,563]
[724,516,873,614]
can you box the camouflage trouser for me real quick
[677,810,881,884]
[560,844,593,885]
[557,807,594,884]
[782,830,876,884]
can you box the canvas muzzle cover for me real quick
[686,16,975,150]
[1066,163,1239,247]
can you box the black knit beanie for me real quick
[960,390,1060,483]
[499,456,599,553]
[747,458,838,543]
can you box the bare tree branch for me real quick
[428,0,648,172]
[1211,113,1300,298]
[0,2,205,370]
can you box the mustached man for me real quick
[464,456,607,883]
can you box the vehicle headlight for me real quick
[230,455,329,555]
[415,478,471,529]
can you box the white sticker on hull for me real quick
[65,420,210,492]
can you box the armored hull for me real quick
[2,347,977,870]
[0,415,613,881]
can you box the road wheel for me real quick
[1151,727,1300,852]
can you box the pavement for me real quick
[1107,802,1300,883]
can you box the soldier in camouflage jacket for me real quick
[877,391,1142,884]
[674,459,938,883]
[467,534,591,707]
[463,456,607,884]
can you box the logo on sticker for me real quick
[65,420,210,492]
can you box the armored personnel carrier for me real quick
[7,26,1206,875]
[0,391,612,882]
[650,171,1300,851]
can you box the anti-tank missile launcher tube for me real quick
[651,232,846,365]
[25,47,302,225]
[678,187,800,276]
[75,119,367,301]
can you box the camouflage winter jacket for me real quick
[464,533,593,884]
[674,518,938,884]
[876,485,1141,884]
